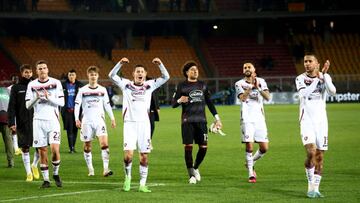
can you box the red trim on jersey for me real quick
[55,110,59,121]
[122,107,127,120]
[299,108,304,122]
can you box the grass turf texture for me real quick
[0,104,359,202]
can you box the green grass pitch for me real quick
[0,103,359,202]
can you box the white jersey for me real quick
[25,77,64,120]
[295,73,336,123]
[235,77,268,123]
[74,84,115,123]
[109,63,169,122]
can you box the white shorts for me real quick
[123,121,151,153]
[33,119,61,147]
[300,121,328,150]
[80,120,108,142]
[241,121,269,143]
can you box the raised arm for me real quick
[321,60,336,96]
[108,57,129,85]
[324,74,336,96]
[152,58,170,88]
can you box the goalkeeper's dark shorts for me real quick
[181,122,208,145]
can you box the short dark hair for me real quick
[35,60,47,67]
[182,61,197,78]
[68,69,76,74]
[134,64,147,72]
[87,65,99,74]
[19,64,32,73]
[304,53,319,62]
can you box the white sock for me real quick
[40,164,50,181]
[32,150,40,167]
[313,174,322,192]
[305,167,315,192]
[101,148,110,171]
[83,152,94,171]
[253,150,265,165]
[12,134,19,151]
[124,161,132,178]
[22,152,31,175]
[246,152,254,177]
[139,165,148,186]
[52,160,60,176]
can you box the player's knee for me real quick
[185,145,193,151]
[140,156,148,166]
[260,148,267,154]
[83,146,91,153]
[21,147,30,153]
[101,145,109,150]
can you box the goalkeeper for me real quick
[172,61,222,185]
[235,62,271,183]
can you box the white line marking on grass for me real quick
[0,189,107,202]
[0,182,166,202]
[2,180,166,186]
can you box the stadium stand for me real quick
[293,33,360,75]
[0,50,17,82]
[25,0,70,11]
[203,37,296,77]
[1,37,112,79]
[1,36,202,80]
[112,36,203,78]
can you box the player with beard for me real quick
[295,54,336,198]
[172,61,222,184]
[235,62,270,183]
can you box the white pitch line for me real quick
[0,182,166,202]
[2,180,166,186]
[0,189,107,202]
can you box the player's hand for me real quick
[152,58,162,66]
[111,119,116,128]
[322,60,330,74]
[9,125,16,132]
[214,120,222,130]
[42,88,49,99]
[177,96,189,104]
[76,120,81,128]
[120,57,129,64]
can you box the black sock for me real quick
[194,147,207,169]
[184,145,193,169]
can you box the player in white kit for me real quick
[25,60,64,188]
[74,66,116,177]
[235,62,270,183]
[295,54,336,198]
[109,57,170,193]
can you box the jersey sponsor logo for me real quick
[86,98,100,108]
[83,92,104,97]
[31,83,57,91]
[189,90,203,103]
